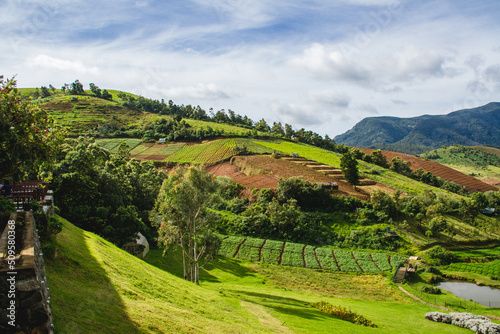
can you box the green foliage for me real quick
[315,247,340,271]
[425,246,458,265]
[0,197,15,214]
[340,151,359,185]
[259,239,284,264]
[164,138,237,164]
[421,286,441,294]
[276,177,331,209]
[422,145,500,170]
[154,166,221,284]
[51,137,165,246]
[310,301,377,327]
[0,76,65,179]
[281,242,305,267]
[304,245,321,269]
[427,216,447,234]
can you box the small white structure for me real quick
[123,232,150,259]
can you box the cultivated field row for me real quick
[96,138,242,164]
[218,236,406,273]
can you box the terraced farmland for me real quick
[218,237,405,273]
[446,260,500,277]
[358,148,498,193]
[164,139,238,164]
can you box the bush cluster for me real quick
[310,301,377,327]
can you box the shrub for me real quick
[425,246,458,265]
[421,286,441,294]
[310,301,376,327]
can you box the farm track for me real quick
[358,148,498,192]
[313,248,322,270]
[233,238,247,258]
[352,252,364,272]
[370,253,381,271]
[331,250,341,271]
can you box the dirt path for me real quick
[398,286,454,311]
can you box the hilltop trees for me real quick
[154,166,221,284]
[51,137,165,246]
[0,76,65,179]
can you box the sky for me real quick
[1,0,500,138]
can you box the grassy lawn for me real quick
[46,216,478,333]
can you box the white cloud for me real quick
[308,90,351,108]
[160,83,231,101]
[1,0,500,139]
[26,55,99,75]
[270,102,326,127]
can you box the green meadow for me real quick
[46,216,485,333]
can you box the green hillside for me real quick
[47,215,483,333]
[421,145,500,180]
[22,88,260,137]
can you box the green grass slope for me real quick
[46,216,283,333]
[23,89,260,137]
[46,216,476,333]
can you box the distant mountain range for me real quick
[334,102,500,154]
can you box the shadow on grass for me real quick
[201,257,258,283]
[231,290,328,321]
[45,218,141,333]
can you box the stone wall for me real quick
[0,211,53,333]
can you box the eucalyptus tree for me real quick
[154,166,221,284]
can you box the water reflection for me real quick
[437,281,500,307]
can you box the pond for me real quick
[437,281,500,307]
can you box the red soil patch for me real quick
[358,149,498,193]
[207,155,376,201]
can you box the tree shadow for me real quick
[200,257,258,283]
[230,290,329,321]
[45,218,142,333]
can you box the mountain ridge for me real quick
[335,102,500,154]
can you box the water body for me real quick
[437,281,500,307]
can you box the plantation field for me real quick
[359,148,498,193]
[164,138,238,164]
[445,260,500,277]
[451,247,500,260]
[218,236,406,273]
[254,140,453,195]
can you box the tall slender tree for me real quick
[154,166,220,284]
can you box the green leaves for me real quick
[0,76,65,178]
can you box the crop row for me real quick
[259,240,284,265]
[218,237,404,273]
[447,260,500,277]
[334,249,362,272]
[218,236,246,258]
[235,237,265,262]
[281,242,305,267]
[164,139,237,164]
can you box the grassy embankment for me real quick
[46,215,477,333]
